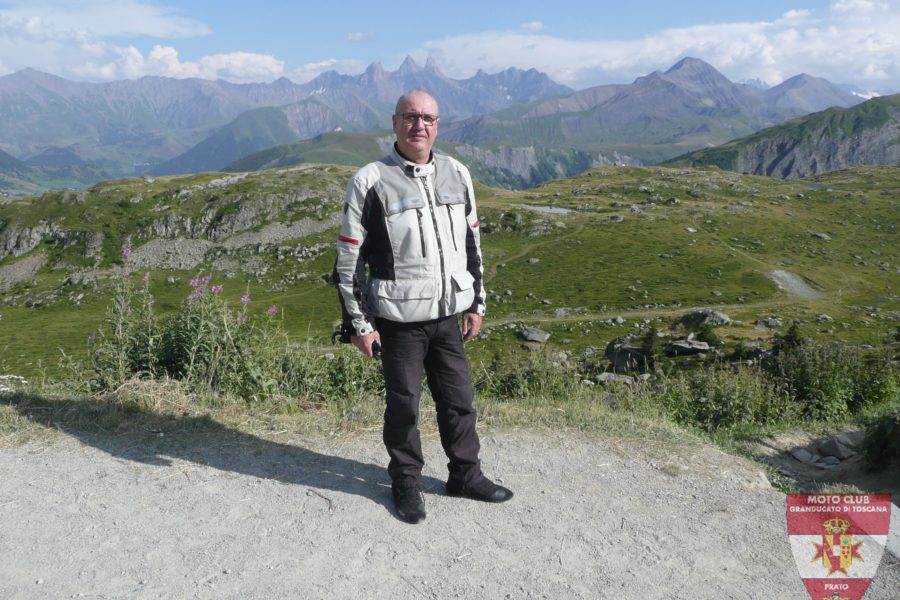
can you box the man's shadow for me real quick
[5,392,445,521]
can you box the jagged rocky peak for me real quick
[397,55,422,74]
[424,57,443,74]
[365,61,385,77]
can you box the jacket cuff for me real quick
[466,301,486,317]
[352,318,374,337]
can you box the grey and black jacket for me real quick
[334,145,486,337]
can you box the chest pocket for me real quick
[375,180,428,261]
[436,188,467,253]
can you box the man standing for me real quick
[334,89,512,523]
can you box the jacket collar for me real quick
[392,143,435,178]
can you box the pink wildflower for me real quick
[142,273,150,284]
[267,305,278,317]
[121,240,132,259]
[240,293,251,304]
[210,285,223,294]
[190,278,199,288]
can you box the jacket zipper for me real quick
[446,205,458,252]
[422,176,448,317]
[415,208,426,257]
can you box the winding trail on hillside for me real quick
[2,427,898,599]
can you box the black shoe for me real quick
[392,482,426,523]
[446,475,513,503]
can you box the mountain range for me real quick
[0,57,868,195]
[0,57,570,192]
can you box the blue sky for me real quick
[1,0,898,92]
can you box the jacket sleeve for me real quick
[462,168,486,316]
[334,173,375,337]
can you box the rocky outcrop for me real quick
[734,111,900,178]
[0,251,46,288]
[451,144,595,188]
[669,95,900,179]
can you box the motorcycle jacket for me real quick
[334,145,486,337]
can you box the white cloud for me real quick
[290,58,367,83]
[831,0,889,13]
[347,32,373,42]
[71,44,285,82]
[0,0,209,38]
[520,21,544,31]
[419,4,900,89]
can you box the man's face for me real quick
[392,92,439,164]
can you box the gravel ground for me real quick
[1,428,898,600]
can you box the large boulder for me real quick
[672,309,731,331]
[604,336,648,372]
[664,339,710,357]
[519,326,550,343]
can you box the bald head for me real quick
[395,89,439,115]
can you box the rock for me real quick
[614,316,625,325]
[666,197,680,205]
[812,232,832,241]
[685,227,697,233]
[554,308,570,317]
[816,314,834,323]
[817,437,856,460]
[541,299,552,305]
[756,318,782,329]
[597,372,635,386]
[519,327,550,343]
[604,336,647,372]
[711,290,722,297]
[815,456,841,468]
[673,309,731,331]
[664,339,710,357]
[833,431,863,448]
[790,448,817,464]
[528,258,540,264]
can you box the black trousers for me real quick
[375,315,482,486]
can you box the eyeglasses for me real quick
[397,112,439,126]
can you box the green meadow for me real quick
[1,163,897,379]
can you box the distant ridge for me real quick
[0,57,571,186]
[440,57,862,165]
[662,94,900,178]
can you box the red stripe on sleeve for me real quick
[472,220,480,228]
[338,234,360,246]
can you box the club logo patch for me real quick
[787,494,891,600]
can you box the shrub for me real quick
[764,337,897,420]
[640,326,664,372]
[77,269,386,404]
[86,271,159,391]
[475,351,578,401]
[862,409,900,471]
[659,366,792,432]
[695,324,721,347]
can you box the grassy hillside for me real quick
[664,94,900,173]
[1,164,897,379]
[225,131,389,172]
[226,131,595,190]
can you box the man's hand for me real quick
[462,313,482,342]
[351,331,382,358]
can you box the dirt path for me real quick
[1,428,898,599]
